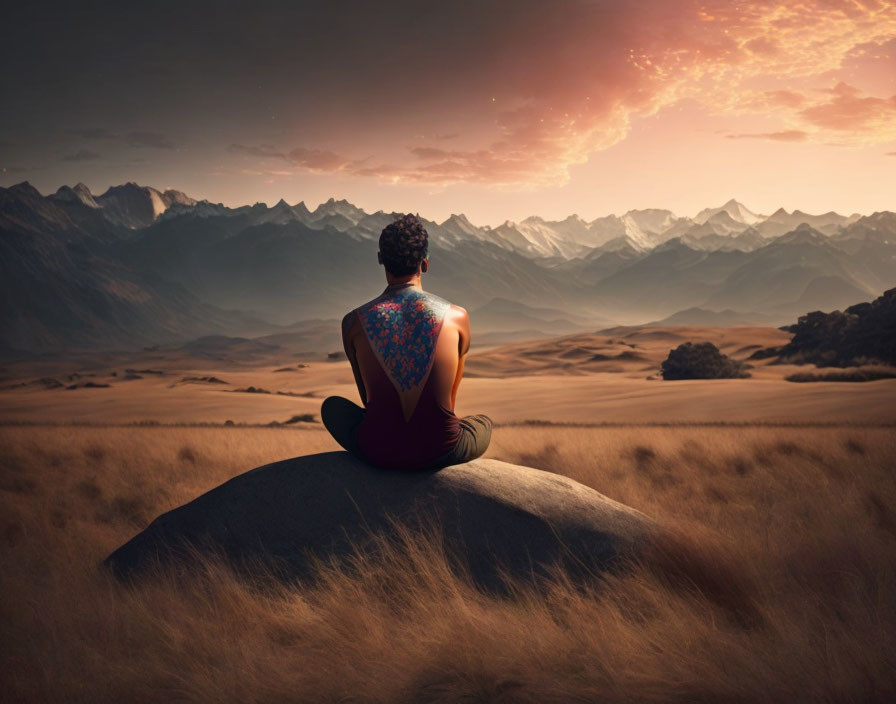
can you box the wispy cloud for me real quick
[69,127,178,152]
[726,130,808,142]
[228,143,284,159]
[409,147,453,160]
[798,83,896,137]
[228,143,350,173]
[285,147,348,171]
[61,149,101,162]
[127,131,176,150]
[71,127,118,140]
[761,91,808,109]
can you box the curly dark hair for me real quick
[378,213,429,276]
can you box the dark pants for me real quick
[320,395,492,471]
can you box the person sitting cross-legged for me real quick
[320,213,492,471]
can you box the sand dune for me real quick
[465,325,792,378]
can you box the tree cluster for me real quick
[776,287,896,367]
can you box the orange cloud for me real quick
[409,147,453,160]
[799,82,896,135]
[285,147,349,172]
[228,143,350,173]
[764,90,809,108]
[227,1,896,188]
[390,0,896,186]
[726,130,809,141]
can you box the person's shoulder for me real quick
[421,289,460,310]
[421,291,467,321]
[344,291,388,332]
[445,303,470,330]
[341,309,359,336]
[348,292,383,320]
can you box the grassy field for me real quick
[2,423,895,702]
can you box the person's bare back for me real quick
[321,214,491,471]
[344,283,469,420]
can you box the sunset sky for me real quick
[2,0,894,225]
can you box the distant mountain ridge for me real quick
[20,180,869,255]
[1,180,893,352]
[0,182,274,352]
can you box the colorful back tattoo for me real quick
[356,287,451,397]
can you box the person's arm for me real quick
[450,307,471,409]
[342,312,368,406]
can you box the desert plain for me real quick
[2,324,894,426]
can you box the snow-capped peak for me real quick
[53,182,100,208]
[311,197,366,224]
[695,199,763,225]
[440,213,482,238]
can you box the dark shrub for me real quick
[747,345,783,360]
[777,287,896,367]
[661,342,751,380]
[785,369,896,383]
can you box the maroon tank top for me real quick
[353,285,461,471]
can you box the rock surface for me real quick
[104,451,654,589]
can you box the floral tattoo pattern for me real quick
[357,288,451,392]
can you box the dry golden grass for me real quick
[2,424,895,702]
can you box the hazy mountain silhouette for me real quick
[756,207,860,238]
[646,308,777,327]
[470,297,606,335]
[701,224,883,316]
[0,183,273,351]
[1,181,894,352]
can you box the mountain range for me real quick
[1,180,893,353]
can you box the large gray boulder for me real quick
[105,452,654,589]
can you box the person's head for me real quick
[377,213,429,280]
